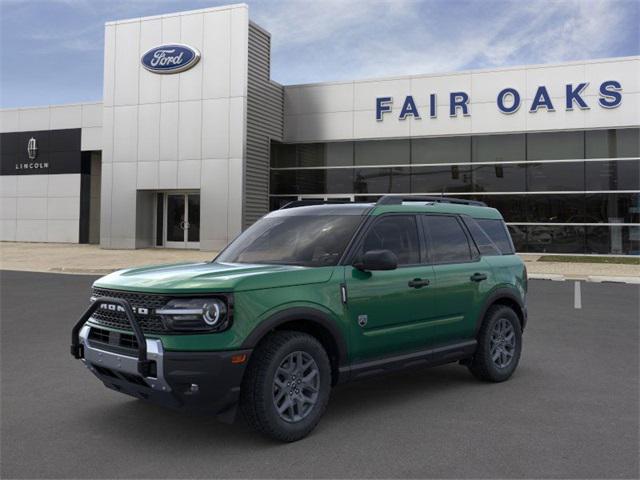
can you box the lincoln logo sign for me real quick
[141,44,201,74]
[376,80,623,120]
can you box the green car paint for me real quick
[90,201,526,366]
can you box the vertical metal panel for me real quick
[244,23,284,228]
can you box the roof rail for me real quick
[376,195,487,207]
[279,199,354,209]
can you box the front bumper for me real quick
[78,325,251,414]
[71,297,251,417]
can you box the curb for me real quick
[529,273,640,284]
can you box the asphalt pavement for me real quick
[1,270,638,479]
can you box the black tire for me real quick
[240,331,331,442]
[468,305,522,382]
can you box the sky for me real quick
[0,0,638,108]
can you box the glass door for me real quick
[164,192,200,249]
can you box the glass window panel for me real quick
[527,161,585,191]
[472,134,525,163]
[586,226,640,255]
[411,165,473,193]
[270,142,296,168]
[270,170,298,195]
[527,131,584,160]
[423,215,472,263]
[269,196,297,211]
[507,225,527,252]
[354,167,410,194]
[472,163,526,192]
[585,160,640,191]
[412,136,470,164]
[326,142,354,166]
[526,194,585,222]
[585,193,640,224]
[359,216,420,265]
[475,218,515,254]
[470,195,528,222]
[355,139,409,166]
[297,144,325,167]
[325,169,354,194]
[187,194,200,242]
[522,225,586,253]
[585,128,640,158]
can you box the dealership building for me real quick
[1,3,638,254]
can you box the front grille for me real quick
[90,288,169,334]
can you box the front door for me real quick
[164,193,200,249]
[345,214,438,362]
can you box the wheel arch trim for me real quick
[240,307,348,366]
[476,287,526,334]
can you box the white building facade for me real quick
[1,4,638,254]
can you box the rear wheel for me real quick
[468,305,522,382]
[240,331,331,442]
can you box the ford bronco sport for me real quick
[71,195,527,441]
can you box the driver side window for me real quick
[359,215,420,265]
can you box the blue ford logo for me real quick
[141,44,200,74]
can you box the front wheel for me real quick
[240,331,331,442]
[468,305,522,382]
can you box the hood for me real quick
[93,261,336,294]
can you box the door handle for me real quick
[408,278,430,288]
[470,272,487,282]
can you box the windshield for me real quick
[216,215,363,267]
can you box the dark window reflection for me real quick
[585,160,639,191]
[472,164,526,192]
[511,225,586,253]
[585,193,640,224]
[412,137,470,164]
[271,142,297,168]
[471,195,528,222]
[473,134,525,162]
[354,167,410,194]
[586,226,640,255]
[423,215,473,263]
[585,128,640,158]
[527,131,584,160]
[526,194,585,222]
[269,196,297,211]
[411,165,473,193]
[527,162,585,191]
[355,140,409,166]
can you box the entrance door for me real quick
[164,193,200,249]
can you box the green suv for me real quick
[71,196,527,441]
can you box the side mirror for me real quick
[353,249,398,271]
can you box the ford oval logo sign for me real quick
[141,44,201,74]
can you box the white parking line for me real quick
[574,281,582,309]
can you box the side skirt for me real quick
[338,339,477,383]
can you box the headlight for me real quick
[157,298,229,332]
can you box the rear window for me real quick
[476,218,515,254]
[462,217,502,256]
[423,215,473,263]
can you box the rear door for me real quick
[345,214,437,362]
[421,214,493,343]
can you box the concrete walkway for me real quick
[1,242,638,282]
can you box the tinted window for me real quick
[359,216,420,265]
[472,134,525,162]
[463,217,502,255]
[411,165,473,193]
[585,160,640,191]
[476,219,515,254]
[217,215,362,267]
[585,128,640,158]
[424,215,472,263]
[412,137,471,164]
[355,139,409,166]
[527,161,585,191]
[472,163,526,192]
[354,167,410,194]
[527,131,584,160]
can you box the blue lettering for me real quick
[598,80,622,108]
[449,92,469,116]
[399,95,420,120]
[497,88,521,114]
[429,93,437,118]
[565,83,589,110]
[376,97,393,121]
[530,86,554,112]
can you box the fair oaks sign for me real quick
[376,80,623,121]
[141,44,201,74]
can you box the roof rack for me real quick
[279,199,354,209]
[376,195,487,207]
